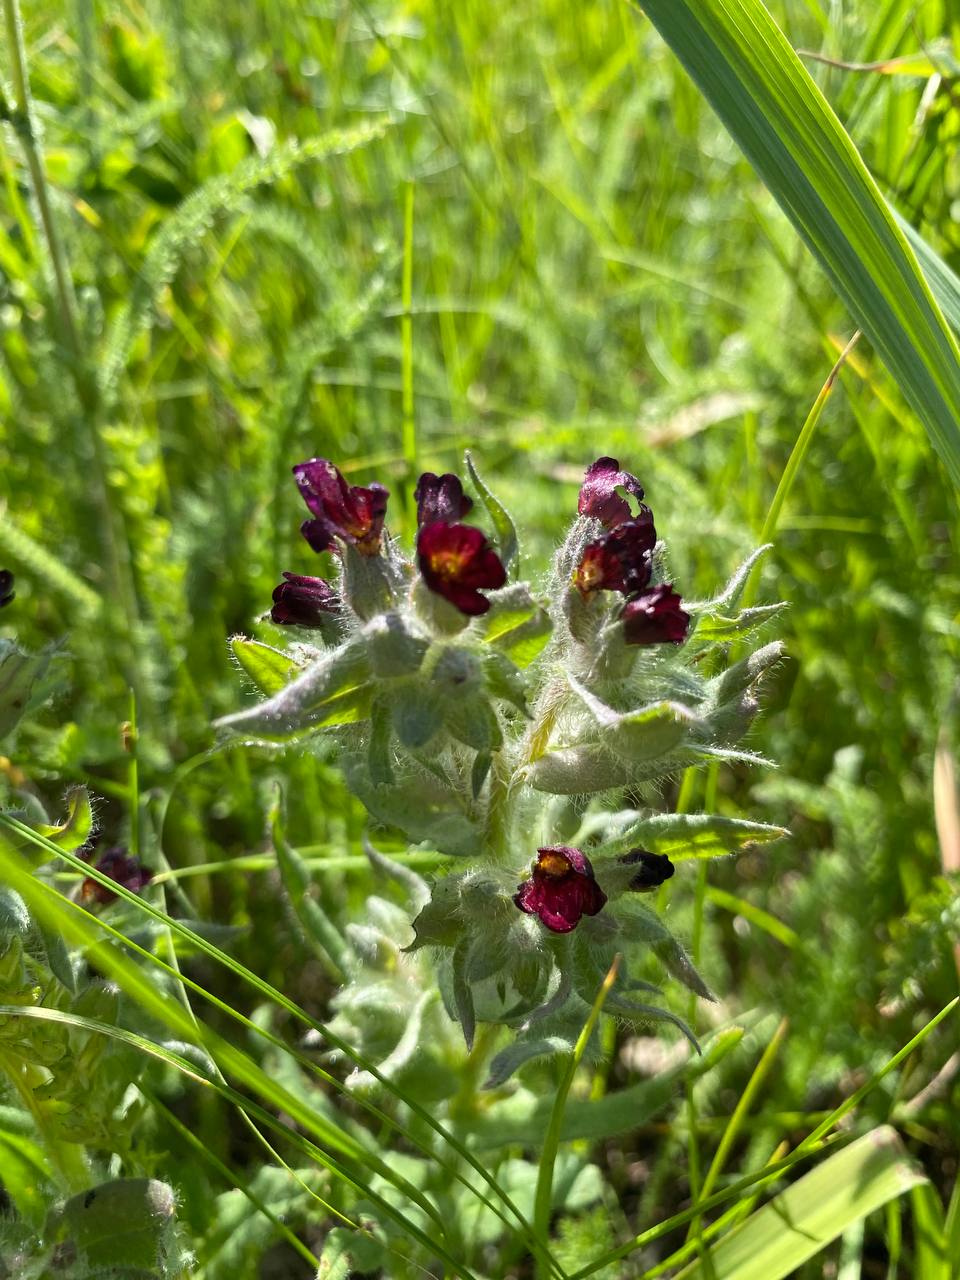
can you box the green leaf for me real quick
[479,1028,743,1144]
[895,210,960,339]
[0,639,53,738]
[6,787,96,868]
[452,940,476,1051]
[480,583,552,668]
[568,676,699,761]
[909,1183,951,1280]
[270,791,349,981]
[466,451,519,572]
[405,876,465,952]
[596,811,789,861]
[47,1178,177,1272]
[615,900,715,1000]
[100,122,390,404]
[0,1129,51,1222]
[230,636,304,696]
[215,640,370,740]
[673,1127,927,1280]
[636,0,960,488]
[692,603,786,643]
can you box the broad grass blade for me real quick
[674,1127,927,1280]
[636,0,960,488]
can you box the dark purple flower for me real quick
[270,572,339,627]
[514,846,608,933]
[573,516,656,599]
[417,522,506,616]
[619,848,675,892]
[622,585,689,646]
[80,847,152,906]
[578,457,648,528]
[293,458,389,556]
[0,570,13,608]
[415,472,473,527]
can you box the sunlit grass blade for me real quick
[568,997,958,1278]
[0,1004,467,1275]
[690,1018,789,1229]
[635,0,960,489]
[0,816,564,1277]
[533,955,619,1280]
[672,1127,927,1280]
[143,1089,322,1274]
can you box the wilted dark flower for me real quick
[514,846,607,933]
[293,458,389,556]
[417,522,506,616]
[415,472,473,527]
[573,516,656,599]
[622,585,689,646]
[578,456,648,528]
[0,570,13,608]
[270,572,338,627]
[80,847,152,906]
[619,848,675,891]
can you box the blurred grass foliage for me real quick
[2,0,960,1275]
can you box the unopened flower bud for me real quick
[622,585,689,645]
[415,472,473,526]
[80,848,152,906]
[619,848,675,891]
[270,573,338,627]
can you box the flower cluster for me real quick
[267,453,690,644]
[270,459,507,624]
[572,457,689,645]
[222,450,785,1071]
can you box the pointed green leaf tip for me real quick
[596,811,789,861]
[465,452,519,573]
[4,787,96,869]
[215,640,370,740]
[230,636,304,696]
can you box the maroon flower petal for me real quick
[270,572,339,627]
[619,848,675,891]
[81,847,152,906]
[622,585,690,646]
[417,521,506,616]
[578,457,646,527]
[573,516,656,598]
[293,458,389,556]
[415,472,474,527]
[0,570,13,608]
[513,846,607,933]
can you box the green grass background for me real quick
[1,0,960,1275]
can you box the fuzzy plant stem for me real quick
[1,0,151,719]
